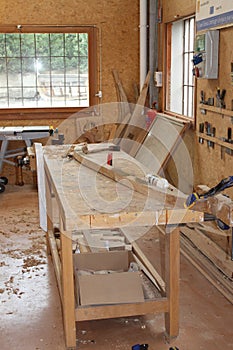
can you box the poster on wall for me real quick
[196,0,233,32]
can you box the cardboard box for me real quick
[73,251,144,306]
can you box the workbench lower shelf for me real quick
[75,298,169,321]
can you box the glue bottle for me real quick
[145,174,169,189]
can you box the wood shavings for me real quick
[22,256,46,269]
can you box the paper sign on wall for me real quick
[196,0,233,32]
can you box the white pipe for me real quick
[140,0,148,90]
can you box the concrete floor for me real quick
[0,185,232,350]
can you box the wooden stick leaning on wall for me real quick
[116,71,151,153]
[112,69,131,123]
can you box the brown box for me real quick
[73,251,144,306]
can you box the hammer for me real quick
[81,144,120,154]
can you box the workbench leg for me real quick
[164,225,180,341]
[60,223,76,349]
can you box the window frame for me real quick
[0,25,98,120]
[164,16,196,121]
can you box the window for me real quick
[166,17,195,118]
[0,26,97,110]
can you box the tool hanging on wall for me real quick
[184,176,233,209]
[199,123,204,144]
[204,122,215,148]
[216,87,226,108]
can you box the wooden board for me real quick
[119,72,151,155]
[135,114,189,175]
[193,184,233,228]
[112,69,131,123]
[180,233,233,304]
[72,142,186,207]
[42,145,203,232]
[180,226,233,279]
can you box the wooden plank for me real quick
[120,71,151,155]
[196,132,233,151]
[193,185,233,227]
[199,104,233,118]
[84,209,203,229]
[132,253,162,292]
[72,145,186,207]
[75,299,169,321]
[112,69,131,123]
[180,226,233,278]
[48,230,62,297]
[131,240,165,293]
[60,223,76,349]
[180,234,233,304]
[135,114,190,175]
[164,225,180,340]
[113,112,132,141]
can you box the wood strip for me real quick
[75,299,169,321]
[48,230,62,297]
[199,103,233,117]
[180,234,233,304]
[60,224,76,348]
[131,241,166,293]
[193,186,233,227]
[83,209,203,229]
[196,132,233,151]
[164,226,180,339]
[120,71,151,155]
[180,226,233,279]
[112,69,131,123]
[158,224,233,303]
[132,253,162,292]
[113,112,132,141]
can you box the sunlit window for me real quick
[0,31,90,108]
[166,17,195,118]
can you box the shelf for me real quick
[199,104,233,118]
[197,132,233,151]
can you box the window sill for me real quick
[0,107,88,120]
[159,110,195,127]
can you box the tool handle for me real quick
[202,176,233,199]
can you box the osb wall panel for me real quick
[194,26,233,192]
[162,0,195,23]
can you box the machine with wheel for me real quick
[0,176,8,193]
[0,126,55,193]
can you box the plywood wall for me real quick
[194,26,233,191]
[162,0,233,194]
[162,0,196,23]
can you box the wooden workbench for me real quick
[41,144,204,349]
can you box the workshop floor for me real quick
[0,185,232,350]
